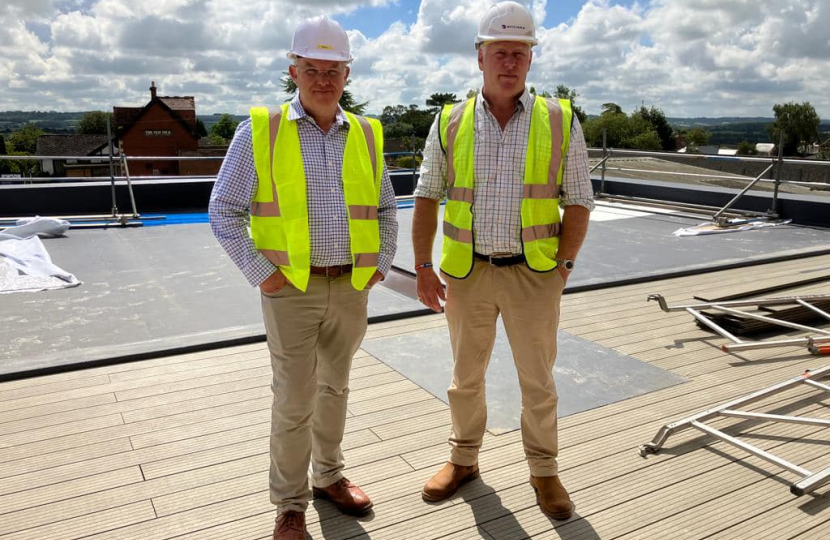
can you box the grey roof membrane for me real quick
[360,322,688,433]
[1,203,830,379]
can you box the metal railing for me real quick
[3,141,829,225]
[589,130,830,225]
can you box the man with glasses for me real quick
[209,16,397,540]
[412,1,593,521]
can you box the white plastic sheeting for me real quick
[672,218,792,237]
[0,217,80,294]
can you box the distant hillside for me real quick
[1,111,828,149]
[0,110,250,135]
[0,111,84,134]
[680,120,830,146]
[667,117,774,127]
[197,113,248,132]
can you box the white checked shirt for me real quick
[209,96,398,287]
[414,89,594,256]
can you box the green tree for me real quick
[636,106,675,151]
[583,110,629,147]
[736,141,757,155]
[195,119,208,138]
[207,133,228,146]
[769,102,821,156]
[554,84,587,124]
[76,111,113,135]
[583,107,670,151]
[280,72,368,115]
[623,130,662,151]
[380,104,434,149]
[8,123,44,154]
[0,134,8,174]
[209,114,240,143]
[601,103,623,116]
[528,86,553,98]
[425,93,460,110]
[685,127,711,150]
[7,151,40,177]
[619,114,660,150]
[528,85,587,124]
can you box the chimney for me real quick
[150,81,157,100]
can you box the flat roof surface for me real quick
[1,254,828,539]
[2,201,830,377]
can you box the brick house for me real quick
[35,134,116,177]
[113,82,200,177]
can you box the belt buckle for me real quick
[488,252,513,266]
[326,264,347,277]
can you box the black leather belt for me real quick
[310,264,352,277]
[474,253,525,266]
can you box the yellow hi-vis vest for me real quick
[248,104,383,292]
[438,95,573,278]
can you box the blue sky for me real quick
[1,1,827,118]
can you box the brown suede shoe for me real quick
[273,511,305,540]
[312,477,373,516]
[530,475,573,520]
[422,461,480,502]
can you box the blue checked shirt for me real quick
[209,96,398,287]
[415,89,594,256]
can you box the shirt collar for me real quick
[288,95,348,128]
[477,87,533,113]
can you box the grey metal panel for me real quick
[360,321,688,434]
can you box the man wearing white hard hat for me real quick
[412,1,593,520]
[209,15,397,540]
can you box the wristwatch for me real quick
[555,258,575,271]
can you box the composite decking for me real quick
[1,255,829,539]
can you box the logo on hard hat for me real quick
[317,44,333,50]
[501,24,526,30]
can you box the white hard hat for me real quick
[475,1,538,48]
[287,16,353,63]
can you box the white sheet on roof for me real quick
[0,217,80,294]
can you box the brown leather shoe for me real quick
[530,475,573,520]
[422,461,480,502]
[273,511,305,540]
[312,477,373,516]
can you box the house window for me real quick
[144,130,172,137]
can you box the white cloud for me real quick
[0,0,827,119]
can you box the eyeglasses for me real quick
[301,68,343,80]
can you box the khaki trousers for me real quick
[443,259,565,476]
[261,274,369,515]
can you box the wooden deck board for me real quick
[2,255,829,539]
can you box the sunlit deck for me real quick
[1,254,829,540]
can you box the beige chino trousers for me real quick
[261,273,369,515]
[443,259,565,477]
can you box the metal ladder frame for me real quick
[648,294,830,353]
[639,365,830,496]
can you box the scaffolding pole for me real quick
[639,365,830,496]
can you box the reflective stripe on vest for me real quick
[439,95,572,278]
[249,104,383,291]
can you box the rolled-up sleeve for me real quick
[413,114,447,200]
[376,163,398,277]
[208,120,277,287]
[560,117,595,211]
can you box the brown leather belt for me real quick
[310,264,353,277]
